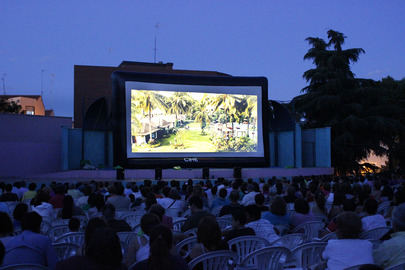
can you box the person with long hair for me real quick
[131,225,188,270]
[58,195,85,219]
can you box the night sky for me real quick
[1,1,404,117]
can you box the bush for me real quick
[210,135,256,152]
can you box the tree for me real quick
[211,94,238,136]
[167,92,193,126]
[194,98,211,134]
[0,98,21,113]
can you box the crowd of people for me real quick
[0,173,404,269]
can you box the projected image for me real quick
[130,90,258,153]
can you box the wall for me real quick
[0,114,72,177]
[301,127,331,167]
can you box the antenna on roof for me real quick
[1,73,6,95]
[154,23,160,63]
[40,69,45,96]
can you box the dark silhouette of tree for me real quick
[0,98,21,113]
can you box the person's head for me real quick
[197,215,221,250]
[244,204,261,222]
[148,225,173,270]
[35,190,50,205]
[294,198,310,214]
[255,193,265,206]
[149,204,165,221]
[54,183,65,195]
[85,217,107,247]
[69,217,81,232]
[61,195,74,219]
[218,188,227,199]
[315,193,326,211]
[0,212,13,236]
[333,192,345,206]
[85,227,122,268]
[162,186,171,198]
[140,213,160,236]
[114,183,124,196]
[88,193,105,211]
[102,204,116,220]
[28,183,37,191]
[231,208,247,228]
[188,195,203,212]
[5,184,12,193]
[0,241,4,265]
[229,190,239,203]
[145,193,158,211]
[392,203,405,232]
[13,203,28,222]
[342,199,356,212]
[364,198,378,215]
[168,188,181,200]
[335,212,362,239]
[270,196,287,216]
[21,212,42,233]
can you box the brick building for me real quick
[0,95,54,116]
[74,61,230,128]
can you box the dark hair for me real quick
[0,212,13,236]
[33,190,50,206]
[84,217,107,248]
[61,195,74,219]
[342,199,356,212]
[294,198,310,214]
[197,216,222,251]
[245,205,261,221]
[140,213,160,236]
[315,193,326,213]
[145,193,157,211]
[102,204,116,220]
[149,204,165,221]
[364,198,378,215]
[21,212,42,233]
[270,197,287,216]
[0,241,4,265]
[229,191,239,202]
[69,217,81,232]
[148,225,173,270]
[392,203,405,231]
[189,195,203,209]
[28,183,37,191]
[88,193,105,211]
[85,227,122,267]
[231,208,247,225]
[114,184,124,196]
[5,184,12,192]
[13,203,28,222]
[219,188,227,199]
[333,192,345,206]
[335,212,362,239]
[255,193,265,205]
[54,183,65,195]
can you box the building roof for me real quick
[0,95,42,99]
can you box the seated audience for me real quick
[245,204,279,243]
[362,198,387,231]
[0,184,18,202]
[2,212,57,269]
[31,190,54,221]
[254,193,268,212]
[87,193,105,218]
[373,204,405,268]
[124,213,161,267]
[222,208,255,242]
[50,183,65,209]
[0,211,13,244]
[102,204,131,233]
[322,212,374,270]
[290,198,315,228]
[0,241,4,265]
[181,196,211,232]
[22,183,37,202]
[149,204,173,230]
[241,184,259,206]
[56,227,125,270]
[58,195,85,219]
[210,188,229,212]
[67,183,83,200]
[12,203,28,232]
[69,217,81,232]
[190,215,228,259]
[219,190,243,217]
[107,183,131,211]
[262,196,290,227]
[131,225,188,270]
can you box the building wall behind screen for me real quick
[0,114,72,177]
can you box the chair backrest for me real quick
[319,232,337,242]
[166,207,183,218]
[292,221,325,241]
[51,219,69,226]
[386,263,405,270]
[172,218,187,232]
[227,235,270,264]
[54,232,85,246]
[216,217,232,231]
[122,213,143,230]
[344,264,383,270]
[360,227,390,240]
[116,211,133,219]
[188,250,238,270]
[269,233,304,250]
[117,232,138,254]
[40,221,52,235]
[377,201,391,216]
[52,242,81,261]
[48,225,70,241]
[291,242,327,269]
[183,227,197,237]
[239,246,291,270]
[0,264,49,270]
[175,236,198,258]
[211,206,223,217]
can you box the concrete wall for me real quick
[0,114,72,177]
[301,127,331,167]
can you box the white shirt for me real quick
[323,239,374,270]
[241,192,259,206]
[245,219,279,243]
[361,214,386,231]
[157,197,175,209]
[32,202,55,221]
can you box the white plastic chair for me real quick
[51,219,69,226]
[216,217,232,231]
[344,264,381,270]
[52,242,80,261]
[116,211,133,219]
[183,227,197,237]
[292,221,325,241]
[291,242,327,269]
[386,263,405,270]
[237,246,291,270]
[175,236,198,258]
[40,220,52,235]
[48,225,70,241]
[360,227,390,240]
[269,233,304,250]
[317,232,337,242]
[227,235,270,265]
[54,232,85,246]
[122,213,143,229]
[117,232,138,254]
[377,201,391,216]
[166,207,183,218]
[188,250,238,270]
[0,264,49,270]
[173,218,187,232]
[211,206,223,217]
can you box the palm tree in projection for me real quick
[167,92,193,127]
[194,99,211,134]
[211,94,237,136]
[236,95,257,138]
[132,91,167,143]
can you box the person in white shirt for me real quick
[323,212,374,270]
[245,204,279,243]
[241,185,259,206]
[361,198,387,231]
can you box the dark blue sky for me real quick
[1,1,404,117]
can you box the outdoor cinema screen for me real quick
[112,72,269,168]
